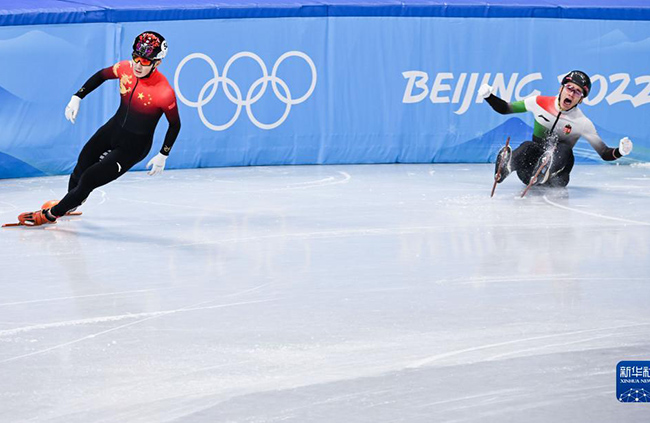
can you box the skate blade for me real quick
[490,136,510,198]
[522,155,552,198]
[490,179,498,197]
[2,222,23,227]
[2,219,63,227]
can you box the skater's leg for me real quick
[51,132,152,217]
[513,141,544,185]
[68,121,115,192]
[547,143,575,188]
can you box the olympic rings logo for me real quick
[174,51,317,131]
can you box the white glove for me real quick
[65,95,81,124]
[618,137,633,156]
[147,153,168,176]
[478,84,494,99]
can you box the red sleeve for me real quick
[74,61,126,99]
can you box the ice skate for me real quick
[3,209,57,227]
[41,200,82,216]
[521,147,555,198]
[490,137,511,197]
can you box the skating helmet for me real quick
[132,31,167,61]
[561,70,591,97]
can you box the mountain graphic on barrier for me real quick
[436,116,635,164]
[0,151,45,179]
[434,117,531,163]
[0,85,22,111]
[0,84,45,178]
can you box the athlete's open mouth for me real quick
[563,98,572,107]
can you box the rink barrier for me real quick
[0,0,649,178]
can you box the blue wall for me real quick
[1,15,650,178]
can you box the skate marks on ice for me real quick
[0,201,18,214]
[102,170,351,225]
[0,288,165,307]
[408,321,650,369]
[118,169,351,195]
[0,283,276,364]
[1,164,650,422]
[542,194,650,226]
[491,170,650,226]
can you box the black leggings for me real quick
[512,141,575,187]
[51,120,153,217]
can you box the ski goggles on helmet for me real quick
[132,52,153,66]
[563,84,584,98]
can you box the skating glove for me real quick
[618,137,633,156]
[478,84,494,99]
[147,153,167,176]
[65,95,81,124]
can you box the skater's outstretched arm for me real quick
[478,84,527,115]
[581,120,633,161]
[74,62,122,99]
[65,61,123,124]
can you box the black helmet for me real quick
[132,31,167,61]
[561,70,591,97]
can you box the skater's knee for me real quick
[68,171,81,190]
[70,165,84,183]
[72,168,105,201]
[78,170,100,190]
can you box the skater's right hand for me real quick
[65,95,81,124]
[478,84,494,99]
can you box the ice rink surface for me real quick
[1,163,649,422]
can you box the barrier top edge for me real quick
[2,0,650,26]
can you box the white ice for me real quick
[1,163,649,422]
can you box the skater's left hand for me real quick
[147,153,167,176]
[619,137,633,156]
